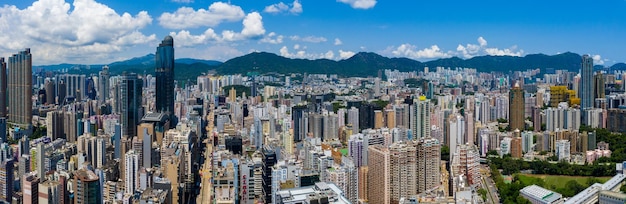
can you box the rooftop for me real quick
[520,185,562,203]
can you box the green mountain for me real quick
[37,51,624,80]
[37,54,222,82]
[214,52,423,76]
[214,51,597,77]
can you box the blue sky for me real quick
[1,0,625,65]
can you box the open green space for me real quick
[516,174,611,197]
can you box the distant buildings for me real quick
[581,54,594,123]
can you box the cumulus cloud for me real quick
[390,44,451,59]
[264,0,302,15]
[279,46,340,60]
[260,32,284,44]
[169,11,265,45]
[338,50,355,59]
[0,0,156,64]
[334,38,343,46]
[484,46,523,57]
[337,0,377,9]
[592,54,605,65]
[158,2,245,29]
[456,36,523,58]
[290,35,327,43]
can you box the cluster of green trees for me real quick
[593,128,626,163]
[489,164,531,204]
[489,156,615,176]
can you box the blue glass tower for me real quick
[155,36,175,126]
[581,55,593,124]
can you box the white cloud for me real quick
[390,44,451,59]
[338,50,355,59]
[158,2,245,29]
[290,35,327,43]
[592,54,605,65]
[337,0,377,9]
[169,12,265,46]
[172,0,193,3]
[291,0,303,14]
[0,0,156,64]
[478,36,487,47]
[279,46,341,60]
[456,36,523,58]
[293,44,301,49]
[240,12,265,39]
[334,38,343,46]
[260,32,284,44]
[484,47,523,57]
[323,50,335,59]
[169,29,220,47]
[264,0,302,15]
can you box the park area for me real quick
[515,174,612,197]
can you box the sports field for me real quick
[517,174,611,189]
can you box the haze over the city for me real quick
[1,0,625,65]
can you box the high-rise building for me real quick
[0,58,6,118]
[74,168,102,204]
[594,71,605,104]
[44,80,55,105]
[22,173,39,204]
[581,55,594,123]
[58,74,86,102]
[511,136,522,158]
[38,180,61,204]
[291,105,308,143]
[348,107,359,134]
[385,109,396,129]
[417,137,441,193]
[0,160,13,202]
[411,96,431,140]
[155,36,175,123]
[374,110,384,129]
[8,48,32,126]
[120,72,143,137]
[36,142,46,180]
[450,144,480,188]
[556,140,571,161]
[98,65,110,104]
[368,144,390,204]
[509,82,525,131]
[262,147,277,203]
[125,150,140,195]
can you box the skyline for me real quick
[1,0,625,65]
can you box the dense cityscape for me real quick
[1,1,626,204]
[0,34,625,204]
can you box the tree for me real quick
[497,118,508,123]
[441,145,450,161]
[478,188,488,201]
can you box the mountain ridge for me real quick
[35,52,625,79]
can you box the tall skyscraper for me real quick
[291,105,308,143]
[74,168,102,204]
[8,48,32,126]
[368,144,391,204]
[581,55,594,123]
[0,58,6,118]
[125,150,140,195]
[417,137,441,193]
[120,72,143,137]
[22,173,39,204]
[509,82,525,131]
[155,36,175,119]
[0,160,13,202]
[36,142,46,180]
[98,65,110,104]
[411,96,431,140]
